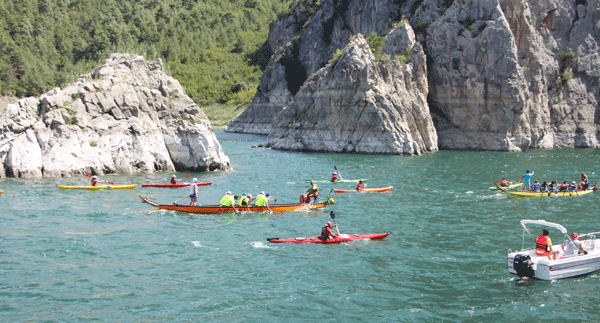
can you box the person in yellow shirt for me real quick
[219,191,235,207]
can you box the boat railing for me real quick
[579,233,598,252]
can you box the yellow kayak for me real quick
[58,184,138,190]
[495,183,597,197]
[0,190,3,196]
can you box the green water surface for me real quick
[1,131,599,321]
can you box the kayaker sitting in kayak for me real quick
[306,181,319,204]
[170,175,183,184]
[91,175,104,186]
[219,191,235,207]
[331,172,343,182]
[320,221,338,240]
[356,180,367,191]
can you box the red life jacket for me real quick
[331,174,338,182]
[356,183,363,190]
[171,178,177,184]
[536,235,549,254]
[91,179,97,186]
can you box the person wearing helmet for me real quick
[331,171,343,182]
[170,174,182,184]
[219,191,235,207]
[90,175,103,186]
[189,178,198,206]
[561,233,587,257]
[238,193,250,207]
[320,221,338,240]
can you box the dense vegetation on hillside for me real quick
[0,0,303,124]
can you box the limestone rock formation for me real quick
[230,0,600,152]
[0,53,231,178]
[267,32,438,155]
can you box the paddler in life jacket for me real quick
[170,175,182,184]
[499,178,512,186]
[238,193,251,207]
[536,229,558,260]
[320,221,338,240]
[91,175,104,186]
[306,181,319,203]
[331,171,343,182]
[219,191,235,207]
[356,180,367,191]
[254,192,275,206]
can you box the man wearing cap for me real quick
[189,178,198,206]
[238,193,250,207]
[561,233,587,257]
[320,221,338,240]
[219,191,235,207]
[90,175,104,186]
[254,192,268,207]
[170,175,182,184]
[331,171,343,182]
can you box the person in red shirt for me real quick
[331,172,343,182]
[91,176,104,186]
[356,180,367,191]
[320,221,338,240]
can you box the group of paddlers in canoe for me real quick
[494,171,597,196]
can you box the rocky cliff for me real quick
[267,31,438,155]
[0,53,231,178]
[228,0,600,152]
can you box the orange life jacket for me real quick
[536,235,549,254]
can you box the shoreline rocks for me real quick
[0,53,231,178]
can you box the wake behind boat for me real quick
[507,220,600,280]
[267,233,389,243]
[138,194,334,214]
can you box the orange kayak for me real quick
[333,186,393,193]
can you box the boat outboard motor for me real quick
[513,254,535,278]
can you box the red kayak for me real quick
[267,233,389,244]
[141,182,212,187]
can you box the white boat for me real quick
[507,219,600,280]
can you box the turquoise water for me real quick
[2,130,600,321]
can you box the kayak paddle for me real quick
[108,181,115,185]
[330,211,341,237]
[171,195,189,205]
[185,174,191,178]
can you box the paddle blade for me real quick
[330,211,335,219]
[85,174,92,177]
[185,174,191,178]
[108,181,114,185]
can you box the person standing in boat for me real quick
[219,191,235,207]
[306,181,319,203]
[320,221,338,241]
[331,172,343,182]
[536,229,558,260]
[580,172,589,190]
[521,170,534,191]
[356,180,367,191]
[189,178,198,206]
[561,233,587,257]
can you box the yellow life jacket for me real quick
[238,196,249,206]
[255,194,267,206]
[220,195,234,206]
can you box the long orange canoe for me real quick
[139,194,334,214]
[333,186,393,193]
